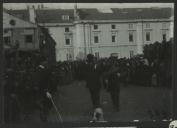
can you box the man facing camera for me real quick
[84,54,101,109]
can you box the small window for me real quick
[65,27,70,32]
[146,23,150,28]
[95,52,99,59]
[129,32,133,42]
[162,23,167,28]
[94,36,99,43]
[112,35,116,42]
[65,38,71,45]
[25,35,33,43]
[4,29,9,34]
[94,25,98,30]
[163,34,166,41]
[62,15,70,21]
[3,36,11,45]
[111,53,119,58]
[111,24,116,29]
[9,19,16,26]
[162,30,167,41]
[129,24,133,29]
[146,32,151,41]
[130,51,134,58]
[66,54,69,60]
[66,53,72,60]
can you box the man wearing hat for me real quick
[85,54,101,109]
[84,54,105,122]
[35,61,52,122]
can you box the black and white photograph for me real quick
[1,2,175,124]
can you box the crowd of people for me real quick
[57,54,171,88]
[3,47,171,122]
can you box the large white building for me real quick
[6,6,174,61]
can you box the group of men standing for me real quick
[84,54,121,113]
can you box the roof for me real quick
[6,9,30,21]
[78,8,173,20]
[6,8,173,23]
[36,9,74,23]
[3,11,37,29]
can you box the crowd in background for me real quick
[55,55,171,88]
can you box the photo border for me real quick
[0,0,176,128]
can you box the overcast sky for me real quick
[3,3,174,10]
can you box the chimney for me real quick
[28,5,36,23]
[74,3,80,20]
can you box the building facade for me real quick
[3,10,56,64]
[6,6,174,61]
[3,11,40,51]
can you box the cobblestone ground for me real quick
[47,81,172,122]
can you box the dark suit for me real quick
[107,65,120,110]
[85,62,101,108]
[35,66,52,122]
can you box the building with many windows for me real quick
[6,6,174,61]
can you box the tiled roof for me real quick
[79,8,172,20]
[5,8,173,23]
[3,11,37,29]
[6,9,30,21]
[36,9,74,23]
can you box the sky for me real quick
[3,3,174,10]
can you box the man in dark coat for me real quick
[107,57,121,111]
[34,62,52,122]
[85,54,101,108]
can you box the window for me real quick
[130,51,134,58]
[163,34,166,41]
[162,23,167,28]
[25,35,33,43]
[9,19,16,26]
[3,36,11,45]
[4,29,9,34]
[66,53,72,60]
[111,53,119,58]
[162,30,167,41]
[65,38,71,45]
[129,32,133,42]
[94,36,99,43]
[146,23,150,28]
[112,35,116,42]
[146,32,151,41]
[111,24,116,29]
[95,52,99,59]
[111,32,118,43]
[129,23,133,29]
[94,25,98,30]
[65,27,70,32]
[62,15,70,21]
